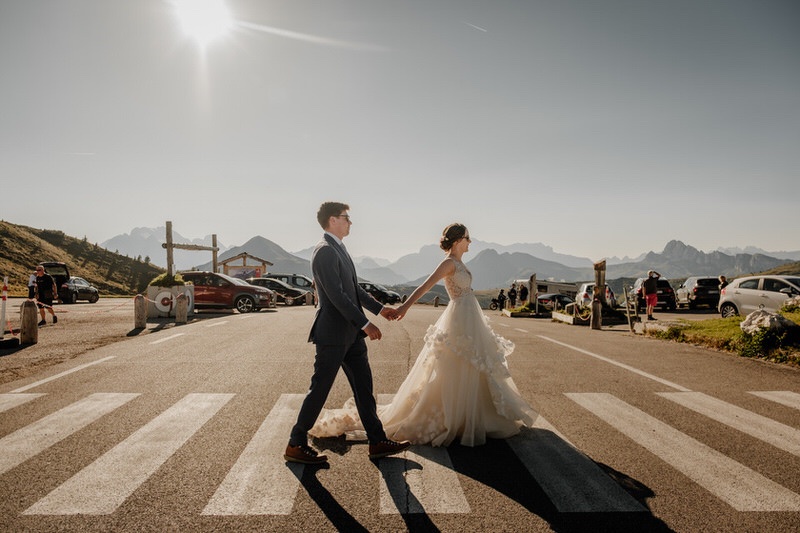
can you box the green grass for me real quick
[647,309,800,366]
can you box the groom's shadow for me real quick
[288,460,372,533]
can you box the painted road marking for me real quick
[748,390,800,411]
[205,321,229,328]
[149,333,185,345]
[567,393,800,511]
[0,393,139,475]
[514,328,528,333]
[539,336,691,392]
[25,393,233,515]
[202,394,304,515]
[0,393,46,413]
[11,357,116,393]
[658,392,800,457]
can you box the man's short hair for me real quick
[317,202,349,229]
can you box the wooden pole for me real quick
[165,221,174,277]
[212,234,218,273]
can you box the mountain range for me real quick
[101,227,799,290]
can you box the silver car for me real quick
[718,275,800,317]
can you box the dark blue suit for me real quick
[289,233,387,446]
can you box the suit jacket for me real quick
[308,234,383,345]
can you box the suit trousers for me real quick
[290,338,387,446]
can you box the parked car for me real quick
[268,273,316,304]
[631,277,677,311]
[358,282,402,305]
[675,276,721,309]
[62,277,100,304]
[576,283,617,308]
[536,293,575,311]
[247,277,308,306]
[718,275,800,318]
[38,261,71,302]
[180,271,273,313]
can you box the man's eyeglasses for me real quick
[335,215,351,221]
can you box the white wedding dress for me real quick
[310,258,536,447]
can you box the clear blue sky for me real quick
[2,0,798,261]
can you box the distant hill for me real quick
[0,221,164,296]
[194,236,311,276]
[101,226,231,270]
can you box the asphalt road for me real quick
[1,304,798,532]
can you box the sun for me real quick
[172,0,234,46]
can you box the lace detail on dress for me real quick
[444,258,473,299]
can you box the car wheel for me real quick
[235,295,255,313]
[89,293,99,303]
[720,303,738,318]
[70,292,79,304]
[489,302,497,311]
[284,296,294,306]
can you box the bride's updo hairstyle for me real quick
[440,223,468,251]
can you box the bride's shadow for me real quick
[444,428,673,533]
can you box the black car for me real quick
[39,261,72,302]
[675,276,721,309]
[631,277,677,311]
[62,277,100,304]
[358,282,402,305]
[536,293,574,311]
[247,277,308,306]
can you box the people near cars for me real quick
[718,275,729,290]
[642,270,661,321]
[33,265,58,326]
[508,284,517,308]
[496,289,507,312]
[27,272,36,299]
[519,284,529,305]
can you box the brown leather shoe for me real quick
[368,439,411,459]
[284,444,328,465]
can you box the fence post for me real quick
[175,293,188,324]
[590,285,603,330]
[433,296,439,308]
[20,300,39,345]
[134,294,147,329]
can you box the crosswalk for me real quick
[0,389,798,518]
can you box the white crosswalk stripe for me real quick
[24,393,233,515]
[658,391,800,456]
[0,393,139,475]
[749,390,800,411]
[0,393,46,414]
[376,394,470,515]
[203,394,304,515]
[507,415,645,513]
[566,392,800,512]
[3,389,799,518]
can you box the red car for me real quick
[180,271,273,313]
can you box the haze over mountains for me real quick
[101,228,799,290]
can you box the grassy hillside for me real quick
[0,221,165,297]
[760,261,800,276]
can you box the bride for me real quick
[311,223,536,447]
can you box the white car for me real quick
[718,275,800,318]
[576,283,616,308]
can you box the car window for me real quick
[696,278,718,287]
[739,279,760,290]
[763,279,789,293]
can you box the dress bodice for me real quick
[444,258,472,299]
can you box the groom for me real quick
[284,202,411,465]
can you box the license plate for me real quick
[708,290,719,294]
